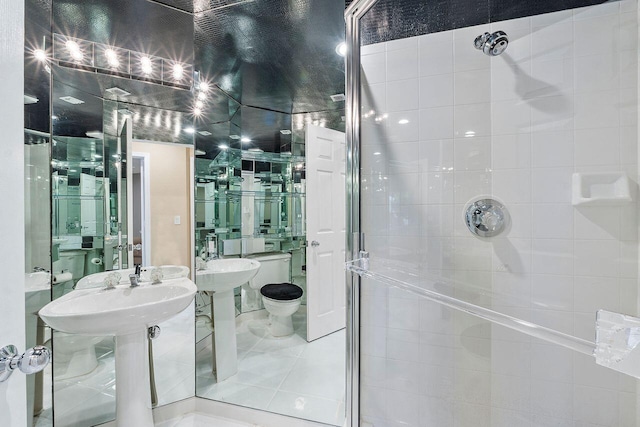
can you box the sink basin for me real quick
[39,277,196,336]
[196,258,260,293]
[39,277,197,427]
[25,271,50,294]
[76,265,190,290]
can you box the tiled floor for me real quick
[196,308,346,426]
[156,413,251,427]
[34,304,345,427]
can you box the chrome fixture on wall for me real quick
[0,345,51,382]
[474,30,509,56]
[464,198,509,238]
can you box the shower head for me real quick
[474,31,509,56]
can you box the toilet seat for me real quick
[260,283,303,301]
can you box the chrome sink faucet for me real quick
[129,264,141,288]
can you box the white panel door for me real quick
[306,125,346,342]
[0,0,27,424]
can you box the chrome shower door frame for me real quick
[344,1,379,425]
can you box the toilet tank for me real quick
[249,253,291,288]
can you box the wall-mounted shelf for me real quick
[571,172,634,206]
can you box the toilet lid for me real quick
[260,283,303,301]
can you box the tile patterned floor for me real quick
[33,303,345,426]
[196,308,346,426]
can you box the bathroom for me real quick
[4,0,640,426]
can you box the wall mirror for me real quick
[192,1,347,425]
[25,0,347,425]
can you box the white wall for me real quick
[0,0,27,425]
[360,1,640,426]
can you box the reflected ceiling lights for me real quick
[65,40,83,61]
[33,49,47,62]
[219,144,229,150]
[198,130,212,136]
[105,87,131,97]
[172,64,184,81]
[335,42,347,57]
[53,34,193,89]
[240,137,251,143]
[104,49,120,68]
[184,127,195,134]
[59,96,84,105]
[280,129,292,135]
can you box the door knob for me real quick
[310,240,320,247]
[0,345,51,382]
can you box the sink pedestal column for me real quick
[211,290,238,382]
[115,330,153,427]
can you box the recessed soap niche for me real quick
[572,173,634,207]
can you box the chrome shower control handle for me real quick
[464,198,509,238]
[0,345,51,382]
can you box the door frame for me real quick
[344,1,379,425]
[132,152,151,266]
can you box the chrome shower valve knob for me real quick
[464,198,509,238]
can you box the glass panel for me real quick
[356,0,640,425]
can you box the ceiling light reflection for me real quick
[140,56,153,75]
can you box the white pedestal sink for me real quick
[39,278,196,427]
[196,259,260,381]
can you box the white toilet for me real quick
[248,253,303,337]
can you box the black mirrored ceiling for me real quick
[195,0,345,114]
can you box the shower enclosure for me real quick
[345,0,640,425]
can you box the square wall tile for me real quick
[387,48,419,81]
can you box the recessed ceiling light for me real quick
[197,92,206,101]
[330,93,346,102]
[199,82,210,92]
[86,131,104,139]
[280,129,292,135]
[398,119,409,125]
[184,127,195,134]
[59,96,84,105]
[240,137,251,143]
[219,144,229,150]
[33,49,47,62]
[24,94,39,104]
[195,100,204,109]
[104,49,120,68]
[335,42,347,57]
[173,63,184,80]
[140,56,153,75]
[229,135,240,140]
[198,130,212,136]
[65,40,83,61]
[105,87,131,97]
[193,107,202,116]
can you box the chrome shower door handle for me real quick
[0,345,51,382]
[310,240,320,247]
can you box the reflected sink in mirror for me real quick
[195,258,260,293]
[39,278,196,336]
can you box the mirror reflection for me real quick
[28,0,347,425]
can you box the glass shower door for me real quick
[349,0,640,425]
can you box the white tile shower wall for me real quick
[360,1,640,426]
